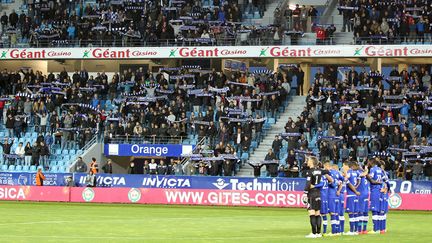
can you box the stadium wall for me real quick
[0,173,431,210]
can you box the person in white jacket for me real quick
[15,142,25,166]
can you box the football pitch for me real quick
[0,202,430,242]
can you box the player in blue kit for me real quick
[367,158,384,234]
[379,161,390,234]
[357,163,370,234]
[320,165,330,236]
[343,161,361,235]
[335,164,346,234]
[327,163,342,236]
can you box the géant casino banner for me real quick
[0,172,431,210]
[1,45,432,60]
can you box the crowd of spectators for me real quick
[339,0,432,44]
[0,0,284,48]
[0,64,293,174]
[268,65,432,181]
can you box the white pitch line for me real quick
[1,235,301,240]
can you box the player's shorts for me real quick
[338,195,345,215]
[328,197,340,214]
[370,190,381,212]
[307,192,321,211]
[358,195,369,214]
[321,200,329,214]
[345,195,359,213]
[380,194,389,213]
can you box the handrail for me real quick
[180,136,206,165]
[68,133,98,172]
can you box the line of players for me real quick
[304,156,390,238]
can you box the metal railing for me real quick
[68,133,99,172]
[180,136,207,165]
[105,135,194,145]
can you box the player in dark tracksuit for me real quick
[304,156,332,238]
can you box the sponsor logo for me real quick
[83,50,90,58]
[364,46,409,57]
[128,188,142,203]
[142,176,191,188]
[131,144,169,156]
[269,47,312,57]
[177,47,246,57]
[212,178,230,190]
[8,49,71,59]
[388,193,402,209]
[78,175,126,186]
[90,48,157,58]
[1,50,8,58]
[18,174,28,185]
[228,178,300,191]
[169,48,178,57]
[354,46,364,56]
[259,47,269,57]
[0,187,26,199]
[82,188,95,202]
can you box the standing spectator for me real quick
[14,142,25,166]
[1,12,7,34]
[297,67,305,95]
[35,168,46,186]
[5,114,14,137]
[39,142,50,169]
[0,138,14,165]
[271,135,282,160]
[102,159,113,174]
[424,161,432,181]
[127,161,137,174]
[157,159,168,175]
[172,160,183,175]
[149,159,157,174]
[9,10,18,28]
[24,142,32,167]
[74,157,88,173]
[31,142,40,166]
[413,161,424,180]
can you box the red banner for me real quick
[1,186,431,210]
[0,186,70,202]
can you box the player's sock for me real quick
[339,215,345,233]
[348,213,354,232]
[316,215,322,234]
[382,214,386,232]
[310,215,317,234]
[330,214,337,234]
[354,213,360,232]
[372,211,378,232]
[379,213,384,231]
[362,212,368,232]
[322,215,328,233]
[357,213,362,233]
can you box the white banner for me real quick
[0,45,432,60]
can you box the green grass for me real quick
[0,202,430,242]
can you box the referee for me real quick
[304,156,331,238]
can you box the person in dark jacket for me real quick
[127,161,137,174]
[102,159,113,174]
[74,157,88,173]
[157,160,168,175]
[271,135,283,160]
[24,142,32,166]
[39,142,50,169]
[31,142,40,166]
[0,138,14,165]
[5,114,14,137]
[264,149,278,177]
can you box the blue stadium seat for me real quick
[15,165,23,172]
[22,166,30,172]
[267,118,276,124]
[69,149,76,155]
[63,150,69,155]
[8,165,15,171]
[1,165,7,171]
[241,152,249,161]
[50,166,58,172]
[29,165,37,171]
[56,149,62,155]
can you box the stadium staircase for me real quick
[237,95,305,177]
